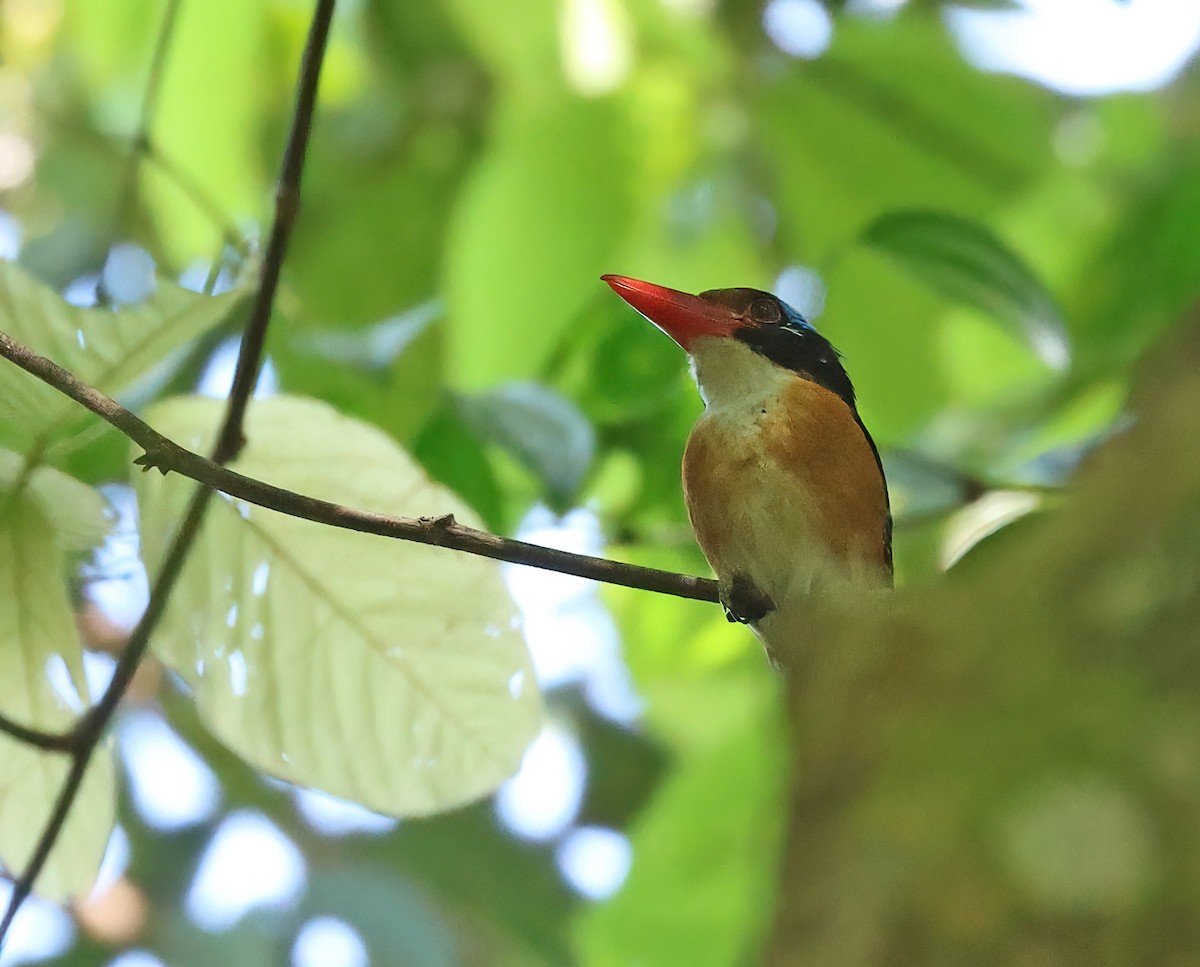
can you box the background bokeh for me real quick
[2,0,1200,964]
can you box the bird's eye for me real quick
[750,298,781,324]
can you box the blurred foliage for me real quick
[765,320,1200,965]
[0,0,1198,964]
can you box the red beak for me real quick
[602,275,737,351]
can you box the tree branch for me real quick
[0,330,720,605]
[0,0,339,945]
[0,713,70,753]
[212,0,335,463]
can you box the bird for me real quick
[602,274,892,657]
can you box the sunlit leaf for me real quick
[443,102,631,387]
[1074,159,1200,369]
[135,395,541,816]
[141,0,269,260]
[0,261,249,452]
[937,303,1054,404]
[0,494,115,901]
[756,15,1052,255]
[442,0,560,93]
[863,210,1070,369]
[457,382,596,506]
[574,666,785,966]
[0,449,111,552]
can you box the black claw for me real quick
[720,573,775,624]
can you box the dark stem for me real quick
[0,0,339,946]
[0,713,71,752]
[111,0,181,243]
[212,0,336,463]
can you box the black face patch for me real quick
[736,324,856,410]
[696,287,858,410]
[717,293,858,414]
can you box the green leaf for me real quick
[275,306,444,449]
[290,303,440,372]
[755,15,1052,256]
[883,450,972,522]
[442,0,560,95]
[1073,158,1200,371]
[135,395,541,816]
[457,382,596,506]
[863,210,1070,369]
[574,666,786,966]
[140,0,268,261]
[443,101,631,387]
[287,128,474,328]
[0,449,112,551]
[0,261,250,452]
[413,407,507,532]
[0,494,115,901]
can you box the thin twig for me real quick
[0,714,70,752]
[0,330,720,604]
[0,0,339,944]
[111,0,182,243]
[213,0,336,463]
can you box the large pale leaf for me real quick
[135,395,541,816]
[0,260,249,452]
[0,449,111,552]
[0,493,115,901]
[862,210,1070,369]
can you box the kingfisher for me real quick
[602,275,892,655]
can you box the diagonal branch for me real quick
[0,0,339,946]
[0,329,720,605]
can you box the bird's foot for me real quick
[720,573,775,624]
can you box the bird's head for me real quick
[602,274,856,411]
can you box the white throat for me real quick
[689,336,790,413]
